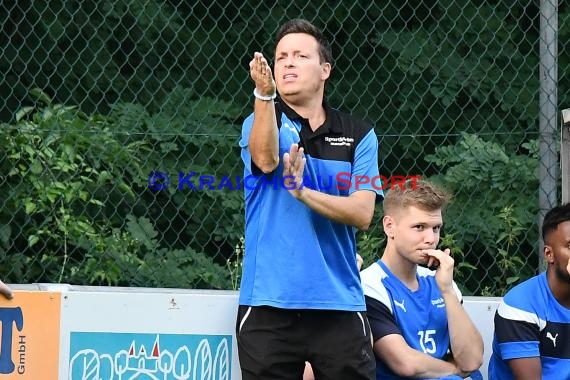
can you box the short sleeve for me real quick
[349,128,383,200]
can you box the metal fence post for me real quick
[538,0,558,272]
[562,109,570,204]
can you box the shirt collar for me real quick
[275,97,342,134]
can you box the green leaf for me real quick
[126,215,158,251]
[46,189,58,203]
[15,106,35,122]
[0,225,11,245]
[24,145,36,157]
[506,276,520,285]
[41,108,53,120]
[29,88,53,105]
[28,235,40,247]
[30,160,43,175]
[24,200,37,214]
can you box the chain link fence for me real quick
[1,1,568,295]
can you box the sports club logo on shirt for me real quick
[324,136,354,146]
[431,298,445,308]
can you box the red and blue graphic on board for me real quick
[69,332,231,379]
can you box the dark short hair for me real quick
[383,179,451,216]
[275,18,333,65]
[542,203,570,241]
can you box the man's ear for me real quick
[383,215,395,239]
[321,62,331,81]
[544,244,554,265]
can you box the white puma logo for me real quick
[546,332,558,347]
[394,299,406,313]
[283,122,299,138]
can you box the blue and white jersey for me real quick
[361,260,462,380]
[488,273,570,380]
[239,99,383,310]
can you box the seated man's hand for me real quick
[422,248,455,294]
[444,353,482,379]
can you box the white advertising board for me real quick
[462,296,501,380]
[56,287,241,380]
[5,285,499,380]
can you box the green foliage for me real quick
[1,0,566,295]
[439,233,477,295]
[0,89,239,289]
[357,229,386,269]
[227,237,245,291]
[481,206,528,296]
[0,90,142,283]
[426,133,539,295]
[109,86,245,262]
[120,216,232,289]
[367,0,540,181]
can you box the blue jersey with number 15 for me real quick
[361,260,463,380]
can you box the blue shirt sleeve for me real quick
[349,128,383,200]
[494,307,541,359]
[240,113,255,174]
[365,295,401,341]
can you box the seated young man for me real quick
[360,179,483,379]
[488,202,570,380]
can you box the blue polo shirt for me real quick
[362,261,464,379]
[489,273,570,379]
[238,99,382,310]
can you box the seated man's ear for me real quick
[383,215,395,239]
[544,245,554,265]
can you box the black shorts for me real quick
[236,305,375,380]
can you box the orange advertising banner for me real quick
[0,291,61,379]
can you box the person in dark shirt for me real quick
[489,202,570,380]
